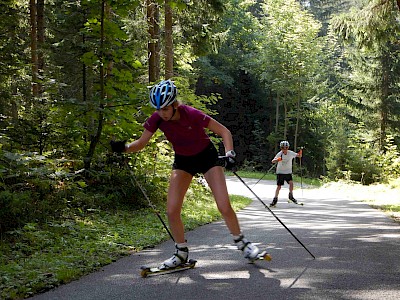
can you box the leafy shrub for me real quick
[0,148,170,233]
[326,134,400,185]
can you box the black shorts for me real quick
[173,142,219,176]
[276,174,293,186]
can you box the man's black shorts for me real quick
[173,142,218,176]
[276,174,293,186]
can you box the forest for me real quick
[1,0,400,298]
[1,0,400,253]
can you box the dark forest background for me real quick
[1,0,399,233]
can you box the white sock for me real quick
[176,242,188,249]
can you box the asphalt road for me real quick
[29,176,400,300]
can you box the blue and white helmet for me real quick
[149,79,177,109]
[280,140,290,148]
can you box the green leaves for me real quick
[0,174,251,299]
[81,51,99,65]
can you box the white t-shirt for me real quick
[274,150,298,174]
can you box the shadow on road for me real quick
[29,177,400,300]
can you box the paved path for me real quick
[29,177,400,300]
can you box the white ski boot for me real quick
[159,243,189,270]
[234,234,260,260]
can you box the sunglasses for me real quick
[281,147,289,149]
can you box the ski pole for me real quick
[219,156,315,259]
[299,147,303,196]
[252,164,277,188]
[124,160,175,242]
[233,171,315,259]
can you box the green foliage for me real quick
[375,136,400,180]
[331,0,400,149]
[325,129,400,184]
[249,120,271,171]
[0,150,73,231]
[321,0,400,183]
[174,77,220,114]
[0,147,169,233]
[194,1,273,163]
[224,171,322,187]
[174,0,226,56]
[257,0,324,150]
[0,187,251,300]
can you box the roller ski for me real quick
[234,234,272,264]
[140,243,196,278]
[140,259,197,278]
[248,250,272,263]
[288,193,303,206]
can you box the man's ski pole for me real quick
[252,164,277,188]
[125,161,175,242]
[299,147,304,196]
[226,166,315,259]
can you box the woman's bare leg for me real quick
[167,169,193,243]
[204,166,241,236]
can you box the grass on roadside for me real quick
[2,171,398,300]
[0,193,251,300]
[226,170,323,187]
[232,171,400,223]
[319,179,400,223]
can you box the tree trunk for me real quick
[165,0,173,79]
[155,5,160,80]
[380,50,389,150]
[30,0,39,97]
[283,98,288,139]
[147,0,160,82]
[294,94,300,151]
[37,0,44,96]
[84,0,107,170]
[275,93,279,134]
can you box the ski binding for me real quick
[288,199,304,206]
[248,251,272,264]
[140,259,197,278]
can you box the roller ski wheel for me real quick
[248,251,272,264]
[140,259,197,278]
[287,199,304,206]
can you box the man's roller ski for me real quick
[287,193,304,206]
[270,197,278,208]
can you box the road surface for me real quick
[29,176,400,300]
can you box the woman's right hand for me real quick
[110,140,126,153]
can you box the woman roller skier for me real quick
[111,79,262,269]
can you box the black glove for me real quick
[225,156,237,171]
[216,155,237,171]
[110,140,126,153]
[225,150,237,171]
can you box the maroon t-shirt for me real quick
[143,105,212,156]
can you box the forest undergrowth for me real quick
[1,172,399,300]
[0,186,250,300]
